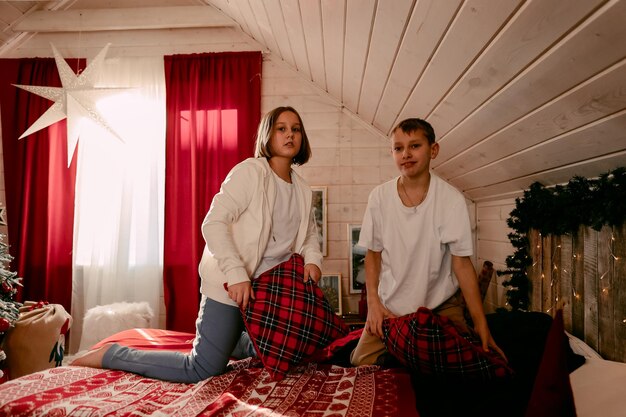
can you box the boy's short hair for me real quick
[392,118,436,144]
[254,106,312,165]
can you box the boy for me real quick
[350,118,504,366]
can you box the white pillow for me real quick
[565,331,602,359]
[79,302,154,352]
[571,358,626,417]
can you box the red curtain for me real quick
[0,58,84,311]
[163,52,262,331]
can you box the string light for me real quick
[609,234,620,261]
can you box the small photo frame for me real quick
[0,205,6,227]
[311,186,327,256]
[319,273,342,315]
[348,224,366,294]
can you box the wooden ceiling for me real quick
[1,0,625,202]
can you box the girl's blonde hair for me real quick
[254,106,311,165]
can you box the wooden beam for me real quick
[12,6,236,32]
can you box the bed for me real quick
[1,312,624,417]
[0,328,419,417]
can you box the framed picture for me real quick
[0,205,6,227]
[348,224,366,294]
[311,186,327,256]
[319,273,342,315]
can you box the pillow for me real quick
[90,328,195,353]
[382,307,513,381]
[565,330,602,360]
[524,309,576,417]
[241,254,348,381]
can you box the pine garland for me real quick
[499,167,626,311]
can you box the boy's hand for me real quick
[365,300,396,338]
[474,319,507,361]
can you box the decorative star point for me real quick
[14,43,128,166]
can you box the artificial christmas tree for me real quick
[0,233,22,381]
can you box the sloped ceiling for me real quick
[1,0,626,201]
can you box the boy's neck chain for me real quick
[400,178,428,211]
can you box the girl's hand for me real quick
[227,281,255,310]
[303,263,321,283]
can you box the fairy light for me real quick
[609,234,620,261]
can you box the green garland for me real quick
[499,167,626,311]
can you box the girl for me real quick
[72,106,323,382]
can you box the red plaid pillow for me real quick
[242,254,348,381]
[382,307,512,381]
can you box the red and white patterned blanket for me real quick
[0,358,418,416]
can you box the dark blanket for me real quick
[410,311,584,417]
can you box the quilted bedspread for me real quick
[0,358,418,417]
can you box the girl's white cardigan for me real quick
[198,157,323,307]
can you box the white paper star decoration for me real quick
[14,43,127,166]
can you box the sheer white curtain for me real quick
[70,56,166,352]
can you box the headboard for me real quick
[528,223,626,362]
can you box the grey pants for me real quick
[102,296,256,383]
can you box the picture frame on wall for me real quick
[319,273,342,315]
[311,186,327,256]
[348,224,366,294]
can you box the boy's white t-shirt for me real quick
[358,173,473,316]
[254,171,301,277]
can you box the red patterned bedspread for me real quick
[0,358,418,416]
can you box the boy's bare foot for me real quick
[70,344,113,368]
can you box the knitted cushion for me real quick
[242,254,348,381]
[382,307,512,381]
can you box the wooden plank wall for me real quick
[476,198,516,313]
[530,224,626,363]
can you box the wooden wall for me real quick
[529,225,626,363]
[0,50,399,321]
[476,198,516,313]
[265,56,398,314]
